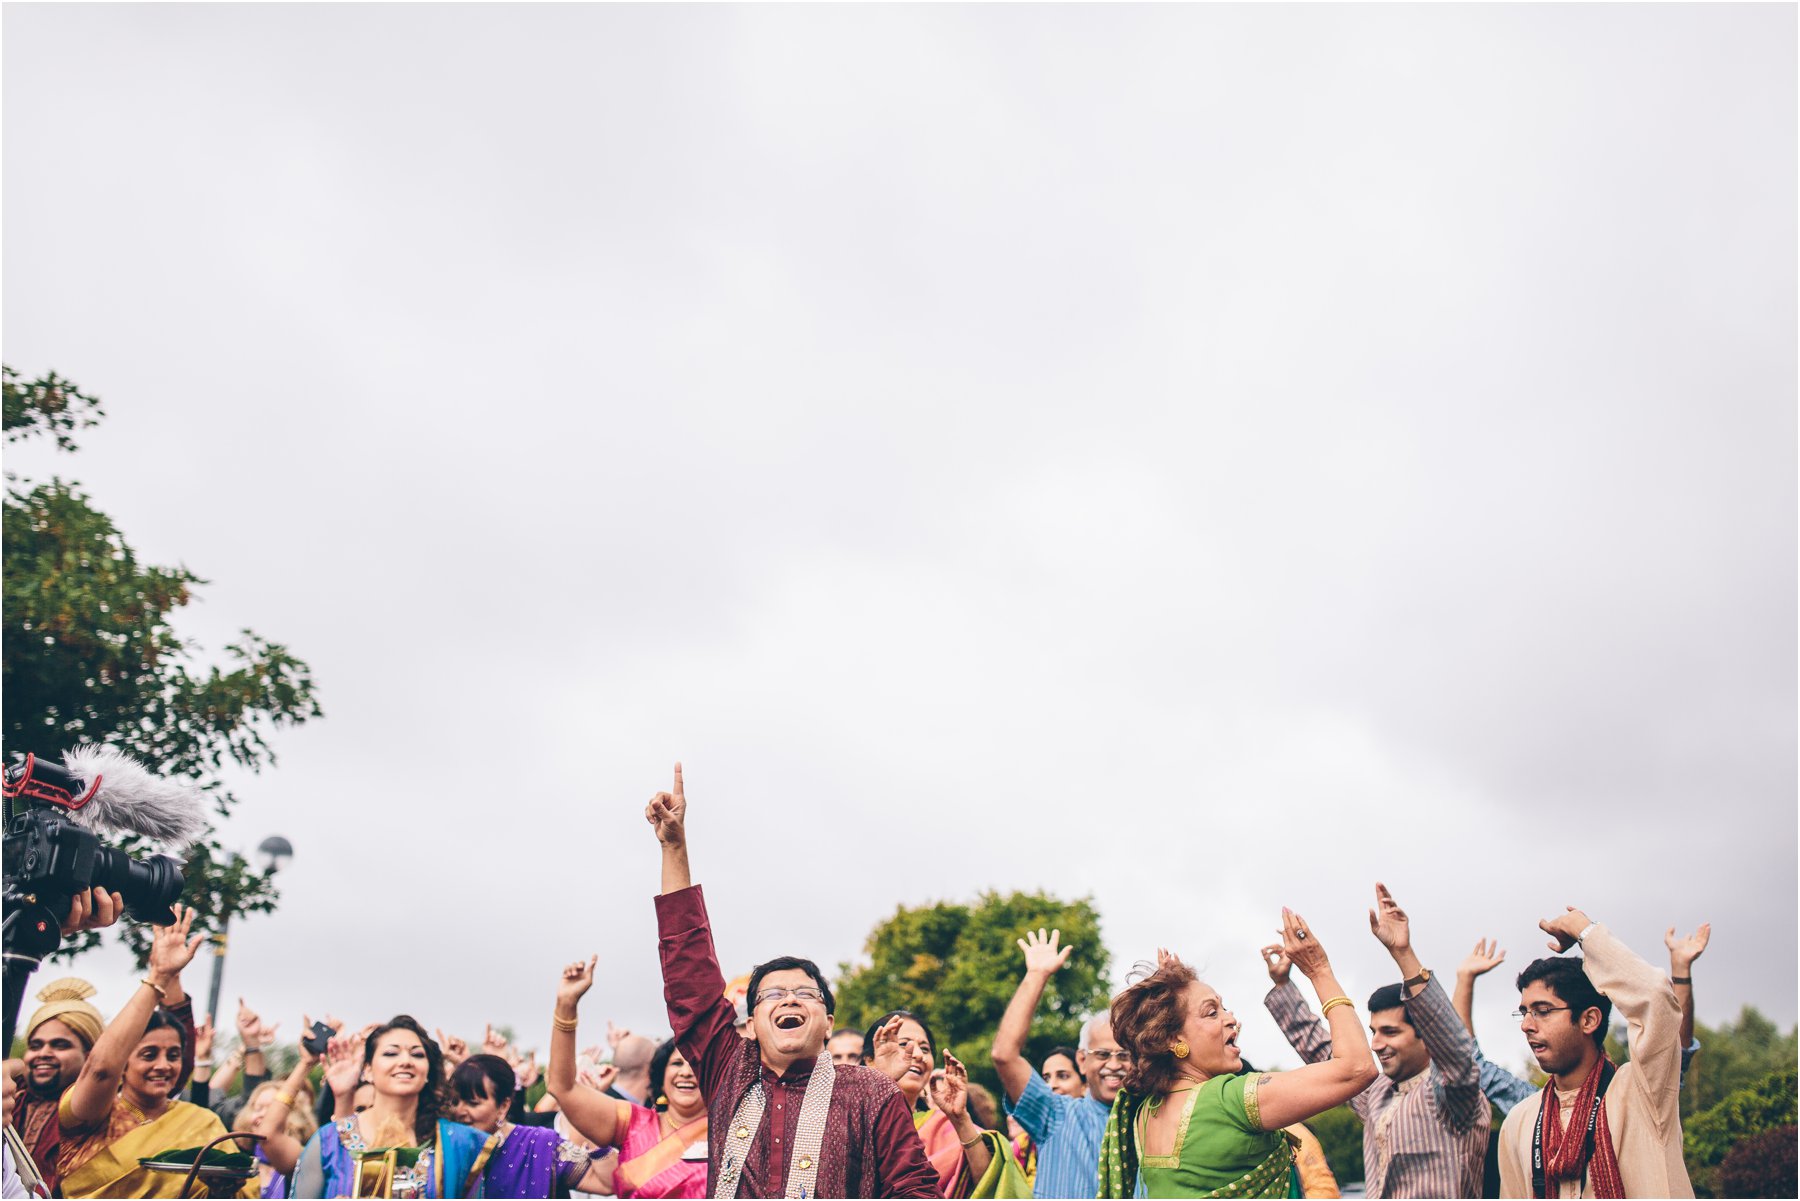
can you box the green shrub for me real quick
[1306,1104,1364,1185]
[1685,1067,1798,1197]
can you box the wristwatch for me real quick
[1403,967,1432,991]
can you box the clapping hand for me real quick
[1017,928,1073,976]
[1458,938,1507,979]
[645,764,688,848]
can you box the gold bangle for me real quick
[274,1090,295,1108]
[1319,995,1354,1017]
[140,978,167,1001]
[552,1014,580,1032]
[959,1131,986,1147]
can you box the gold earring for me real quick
[1171,1039,1190,1059]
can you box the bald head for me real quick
[612,1034,656,1100]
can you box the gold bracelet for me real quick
[274,1090,295,1108]
[552,1014,580,1032]
[139,978,167,1001]
[1319,995,1354,1017]
[959,1130,986,1147]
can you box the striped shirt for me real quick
[1005,1070,1111,1198]
[1267,976,1489,1198]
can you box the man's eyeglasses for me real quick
[1083,1049,1134,1064]
[755,987,826,1006]
[1511,1004,1573,1022]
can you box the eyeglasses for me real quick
[755,987,825,1006]
[1083,1049,1134,1064]
[1511,1004,1573,1022]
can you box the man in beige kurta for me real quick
[1497,913,1693,1198]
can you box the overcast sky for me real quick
[4,2,1794,1076]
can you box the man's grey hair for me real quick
[1078,1013,1112,1051]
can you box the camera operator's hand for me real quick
[60,887,125,936]
[147,905,204,991]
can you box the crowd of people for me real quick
[3,764,1715,1199]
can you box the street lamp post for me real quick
[204,835,293,1023]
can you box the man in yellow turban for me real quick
[11,976,105,1194]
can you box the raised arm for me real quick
[1665,923,1709,1053]
[546,955,623,1149]
[320,1030,367,1122]
[1367,885,1483,1130]
[63,905,203,1130]
[991,928,1071,1105]
[646,762,691,895]
[253,1027,326,1175]
[1253,908,1380,1131]
[1452,938,1507,1038]
[1541,908,1683,1128]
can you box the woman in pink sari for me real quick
[547,957,707,1199]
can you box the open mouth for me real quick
[774,1013,806,1031]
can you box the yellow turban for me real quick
[26,977,103,1049]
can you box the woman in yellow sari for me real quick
[57,905,256,1199]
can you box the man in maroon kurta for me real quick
[647,764,939,1199]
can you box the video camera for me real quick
[3,746,205,1048]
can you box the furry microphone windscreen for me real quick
[59,745,208,850]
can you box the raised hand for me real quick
[557,956,598,1010]
[323,1032,367,1096]
[1367,883,1412,954]
[483,1024,510,1057]
[930,1050,971,1121]
[577,1062,617,1094]
[1017,928,1074,976]
[1280,907,1331,980]
[604,1021,629,1052]
[1665,923,1711,972]
[60,887,125,936]
[1458,938,1507,979]
[1539,907,1594,953]
[147,905,204,985]
[1154,947,1178,972]
[193,1018,216,1062]
[1260,943,1293,987]
[236,998,261,1043]
[645,763,688,848]
[435,1028,469,1068]
[870,1015,907,1082]
[516,1051,540,1091]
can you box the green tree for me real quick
[834,890,1110,1097]
[1304,1104,1364,1186]
[3,366,322,969]
[1684,1067,1798,1197]
[1682,1006,1800,1120]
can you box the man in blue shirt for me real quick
[990,928,1125,1198]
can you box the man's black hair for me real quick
[1367,984,1417,1033]
[451,1053,515,1104]
[747,956,835,1017]
[1516,957,1612,1050]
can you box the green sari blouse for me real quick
[1097,1074,1298,1199]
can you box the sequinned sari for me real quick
[1097,1076,1299,1199]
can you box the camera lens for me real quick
[89,846,185,925]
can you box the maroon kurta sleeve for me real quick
[871,1089,943,1198]
[654,885,743,1102]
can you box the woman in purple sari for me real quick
[449,1055,609,1198]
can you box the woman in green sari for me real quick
[1098,909,1377,1199]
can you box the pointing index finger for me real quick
[673,762,684,801]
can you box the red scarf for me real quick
[1538,1057,1624,1198]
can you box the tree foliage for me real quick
[1684,1067,1798,1198]
[834,890,1110,1097]
[1304,1103,1364,1185]
[3,366,322,967]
